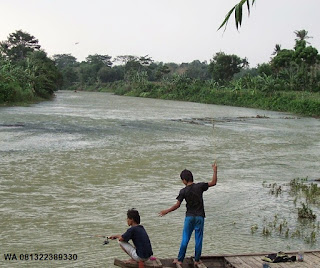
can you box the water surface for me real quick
[1,91,319,267]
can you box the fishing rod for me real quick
[72,232,117,245]
[89,235,115,245]
[93,235,119,245]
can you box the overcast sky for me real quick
[1,0,319,67]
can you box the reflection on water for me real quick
[0,91,319,267]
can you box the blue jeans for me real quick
[177,216,204,262]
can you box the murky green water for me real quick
[1,91,319,267]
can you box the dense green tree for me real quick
[25,50,62,96]
[53,54,78,69]
[154,63,171,80]
[79,62,96,85]
[185,60,210,80]
[86,54,112,67]
[271,49,294,70]
[97,65,124,82]
[113,55,154,82]
[0,30,40,62]
[78,54,113,85]
[209,52,246,83]
[60,67,79,89]
[0,30,62,103]
[270,30,320,91]
[257,63,272,76]
[293,33,319,67]
[271,30,319,70]
[53,54,79,89]
[0,57,32,102]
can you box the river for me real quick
[1,90,319,267]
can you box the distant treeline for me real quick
[1,30,320,116]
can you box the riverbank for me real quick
[100,81,320,118]
[0,95,54,107]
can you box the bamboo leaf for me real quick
[246,0,251,15]
[218,0,256,31]
[217,6,236,31]
[235,4,243,29]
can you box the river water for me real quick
[1,90,319,267]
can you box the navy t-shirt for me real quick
[122,225,153,259]
[176,182,209,217]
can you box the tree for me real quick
[139,55,153,66]
[272,44,281,56]
[185,60,210,80]
[53,54,79,89]
[153,63,171,81]
[270,30,320,91]
[209,52,246,83]
[114,55,154,82]
[294,30,312,43]
[53,54,78,69]
[97,66,124,83]
[78,54,113,85]
[271,49,294,69]
[0,30,41,61]
[86,54,112,67]
[272,30,319,69]
[114,55,138,65]
[25,50,62,96]
[218,0,256,31]
[257,63,272,76]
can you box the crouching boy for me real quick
[110,208,153,264]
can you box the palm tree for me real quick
[294,30,312,43]
[272,44,281,56]
[218,0,256,31]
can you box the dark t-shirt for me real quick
[122,225,153,259]
[176,182,209,217]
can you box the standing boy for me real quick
[159,162,218,266]
[110,208,153,264]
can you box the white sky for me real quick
[1,0,319,67]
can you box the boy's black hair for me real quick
[127,208,140,224]
[180,169,193,182]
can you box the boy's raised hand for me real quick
[212,161,217,173]
[208,161,218,187]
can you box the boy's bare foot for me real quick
[173,258,182,265]
[194,260,205,267]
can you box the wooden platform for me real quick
[114,250,320,268]
[224,251,320,268]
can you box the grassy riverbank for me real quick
[101,81,320,117]
[0,95,54,108]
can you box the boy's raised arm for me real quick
[208,162,217,187]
